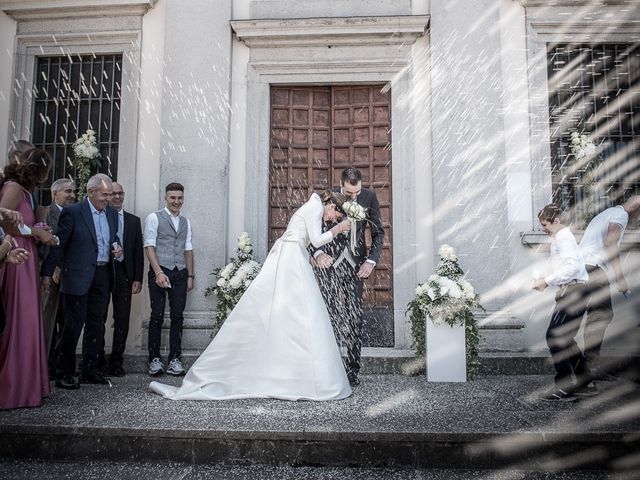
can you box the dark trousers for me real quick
[147,266,187,362]
[108,261,133,367]
[546,284,590,392]
[315,260,364,375]
[56,265,112,377]
[47,298,64,375]
[584,265,614,362]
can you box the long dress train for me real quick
[149,193,351,401]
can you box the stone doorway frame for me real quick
[229,16,430,349]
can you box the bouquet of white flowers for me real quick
[341,200,367,221]
[72,129,102,200]
[340,199,367,253]
[406,244,482,377]
[205,232,262,332]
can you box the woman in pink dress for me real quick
[0,148,57,409]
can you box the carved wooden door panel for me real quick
[269,85,393,347]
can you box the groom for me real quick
[312,167,385,386]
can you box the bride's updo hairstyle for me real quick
[320,190,347,214]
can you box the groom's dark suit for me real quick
[313,187,384,379]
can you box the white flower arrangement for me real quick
[406,244,482,377]
[72,128,102,200]
[570,131,597,160]
[437,244,457,261]
[341,200,367,221]
[205,232,262,332]
[569,130,602,227]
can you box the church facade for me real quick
[0,0,638,358]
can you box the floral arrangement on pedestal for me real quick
[72,129,102,200]
[570,130,601,227]
[205,232,262,333]
[406,244,482,378]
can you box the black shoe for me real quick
[539,388,576,402]
[347,372,360,387]
[590,368,617,382]
[55,375,80,390]
[79,372,111,385]
[105,364,126,377]
[574,382,599,397]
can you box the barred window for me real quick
[30,54,122,204]
[547,43,640,227]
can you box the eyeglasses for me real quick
[112,192,125,196]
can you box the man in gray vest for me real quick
[144,182,194,376]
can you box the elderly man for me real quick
[54,174,121,389]
[578,195,640,378]
[40,178,76,370]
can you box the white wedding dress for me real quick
[149,193,352,401]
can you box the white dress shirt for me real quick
[545,227,588,287]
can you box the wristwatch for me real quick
[188,274,194,278]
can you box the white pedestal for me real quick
[426,316,467,382]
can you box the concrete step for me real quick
[138,312,529,353]
[1,374,638,472]
[119,347,638,376]
[0,459,614,479]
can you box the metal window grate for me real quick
[547,43,640,226]
[30,54,122,204]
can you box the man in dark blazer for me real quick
[103,182,144,377]
[312,167,385,386]
[40,178,76,371]
[53,173,121,389]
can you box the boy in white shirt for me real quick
[578,196,640,376]
[534,205,597,401]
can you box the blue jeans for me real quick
[147,266,187,362]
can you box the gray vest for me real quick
[155,210,188,270]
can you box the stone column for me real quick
[156,0,232,342]
[429,0,512,311]
[0,10,16,161]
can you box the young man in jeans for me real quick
[578,196,640,378]
[534,204,597,402]
[144,182,194,376]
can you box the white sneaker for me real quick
[167,358,185,376]
[148,357,165,376]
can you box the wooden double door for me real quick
[268,85,393,347]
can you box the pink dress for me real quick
[0,183,50,409]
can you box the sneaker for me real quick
[148,357,165,376]
[574,382,599,397]
[539,388,577,402]
[167,358,185,376]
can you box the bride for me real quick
[149,191,353,401]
